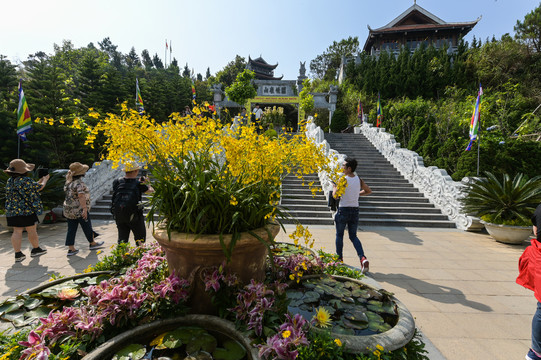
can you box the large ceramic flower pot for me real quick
[482,221,532,244]
[153,223,280,314]
[82,315,259,360]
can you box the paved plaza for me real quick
[0,220,535,360]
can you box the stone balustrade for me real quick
[83,160,124,207]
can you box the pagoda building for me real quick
[246,56,283,80]
[363,1,481,56]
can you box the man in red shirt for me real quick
[517,204,541,360]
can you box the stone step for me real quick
[357,218,456,228]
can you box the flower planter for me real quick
[288,274,415,354]
[82,315,259,360]
[153,222,280,314]
[482,221,532,244]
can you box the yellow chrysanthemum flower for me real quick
[282,330,291,338]
[334,338,342,347]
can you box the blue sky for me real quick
[1,0,538,80]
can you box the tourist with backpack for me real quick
[63,162,104,256]
[111,163,153,245]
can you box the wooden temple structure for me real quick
[363,1,481,56]
[246,56,284,80]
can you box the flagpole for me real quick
[17,136,20,158]
[165,39,167,68]
[477,133,480,176]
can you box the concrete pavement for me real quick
[0,220,535,360]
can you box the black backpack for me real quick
[111,178,141,222]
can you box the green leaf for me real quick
[162,329,186,349]
[23,297,43,310]
[0,301,22,316]
[186,333,217,354]
[112,344,146,360]
[213,339,246,360]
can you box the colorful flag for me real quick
[465,84,483,151]
[376,93,382,128]
[357,98,364,124]
[136,78,144,114]
[191,82,196,103]
[17,81,32,141]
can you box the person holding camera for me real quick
[63,162,104,256]
[111,163,154,246]
[4,159,49,262]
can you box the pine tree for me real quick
[141,49,153,70]
[152,53,164,69]
[0,56,19,166]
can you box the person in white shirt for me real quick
[332,157,372,273]
[253,103,263,122]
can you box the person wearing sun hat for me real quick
[111,161,153,246]
[63,162,104,256]
[4,159,49,262]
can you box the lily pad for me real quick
[344,309,368,323]
[186,332,217,354]
[332,324,356,335]
[213,339,246,360]
[162,329,187,349]
[286,291,303,300]
[112,344,146,360]
[23,297,43,310]
[0,301,23,316]
[342,317,369,330]
[1,308,25,322]
[24,306,51,322]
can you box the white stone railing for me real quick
[304,117,345,204]
[358,122,481,231]
[84,160,124,207]
[305,118,481,230]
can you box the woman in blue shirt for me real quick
[4,159,49,262]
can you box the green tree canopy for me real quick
[225,69,256,107]
[515,4,541,52]
[310,36,360,81]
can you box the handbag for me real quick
[328,191,340,211]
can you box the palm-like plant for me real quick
[461,172,541,226]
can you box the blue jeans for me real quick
[65,215,97,246]
[335,207,365,260]
[530,302,541,359]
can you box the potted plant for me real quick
[461,172,541,244]
[50,103,332,313]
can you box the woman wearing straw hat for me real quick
[63,162,104,256]
[4,159,49,262]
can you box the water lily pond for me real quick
[286,275,397,336]
[0,273,113,329]
[112,326,246,360]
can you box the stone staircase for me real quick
[322,133,455,228]
[280,174,334,225]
